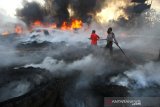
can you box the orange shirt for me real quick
[90,33,100,45]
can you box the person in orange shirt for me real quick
[89,30,100,45]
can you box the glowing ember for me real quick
[95,0,130,24]
[15,25,23,34]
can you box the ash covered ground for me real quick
[0,27,160,107]
[0,0,160,106]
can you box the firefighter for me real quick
[89,30,100,45]
[105,27,118,55]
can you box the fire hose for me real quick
[100,39,135,65]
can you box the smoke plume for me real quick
[16,1,44,25]
[15,0,155,29]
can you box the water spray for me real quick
[100,39,135,65]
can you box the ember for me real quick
[15,25,23,34]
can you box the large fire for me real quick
[32,19,83,31]
[96,0,131,24]
[71,19,83,29]
[61,19,83,30]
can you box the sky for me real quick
[0,0,44,17]
[0,0,159,17]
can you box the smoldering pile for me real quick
[0,67,52,102]
[0,0,159,106]
[0,32,160,107]
[0,42,132,106]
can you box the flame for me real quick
[71,19,83,29]
[1,31,9,36]
[15,25,23,34]
[31,20,57,29]
[1,25,23,36]
[33,20,42,26]
[31,19,82,31]
[96,0,130,24]
[61,22,70,30]
[61,19,83,30]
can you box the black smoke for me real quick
[52,0,70,27]
[54,0,106,24]
[16,1,44,25]
[48,0,104,26]
[16,0,151,27]
[69,0,99,22]
[17,0,106,26]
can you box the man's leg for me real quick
[109,42,113,56]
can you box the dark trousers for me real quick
[105,41,113,55]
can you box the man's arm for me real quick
[97,35,100,40]
[89,34,92,40]
[113,33,118,45]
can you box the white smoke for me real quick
[111,61,160,88]
[20,27,97,46]
[0,11,29,67]
[0,44,18,67]
[0,11,26,34]
[0,80,31,102]
[0,2,160,104]
[24,57,66,71]
[114,10,160,61]
[24,54,109,75]
[0,42,44,67]
[23,53,112,89]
